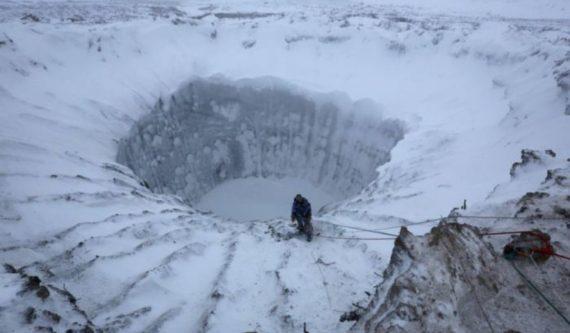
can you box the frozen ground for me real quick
[196,177,338,221]
[0,0,569,332]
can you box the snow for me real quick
[0,273,20,307]
[0,0,569,332]
[195,177,339,221]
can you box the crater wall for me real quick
[117,78,405,204]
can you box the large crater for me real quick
[117,77,404,219]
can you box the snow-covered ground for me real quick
[0,0,569,332]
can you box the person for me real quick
[291,194,313,242]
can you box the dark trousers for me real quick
[294,214,308,230]
[294,214,313,241]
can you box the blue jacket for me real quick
[291,198,312,219]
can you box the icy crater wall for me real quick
[117,78,404,204]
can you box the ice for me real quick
[195,176,339,221]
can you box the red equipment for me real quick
[502,230,555,262]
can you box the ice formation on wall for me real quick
[118,78,405,203]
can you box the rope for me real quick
[459,215,569,221]
[480,231,536,236]
[470,284,496,333]
[554,256,570,307]
[366,218,442,231]
[331,214,567,234]
[253,213,568,246]
[310,251,332,310]
[246,213,567,230]
[553,253,570,261]
[315,235,396,241]
[318,220,399,237]
[340,215,568,233]
[454,250,496,333]
[249,214,568,240]
[529,255,568,314]
[509,260,570,326]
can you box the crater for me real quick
[117,77,404,221]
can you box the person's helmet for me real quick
[295,194,303,202]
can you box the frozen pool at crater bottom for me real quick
[194,177,341,222]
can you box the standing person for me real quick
[291,194,313,242]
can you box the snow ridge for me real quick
[351,156,570,333]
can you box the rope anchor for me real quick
[481,229,570,262]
